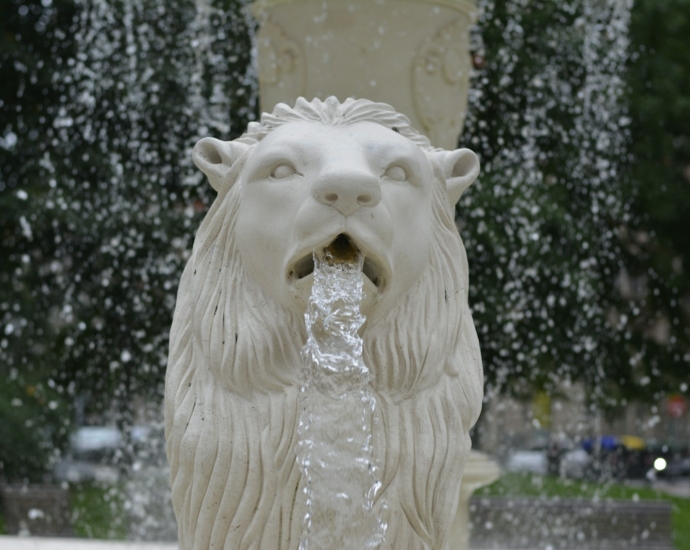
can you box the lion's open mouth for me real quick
[289,234,383,289]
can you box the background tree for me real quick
[1,0,80,479]
[0,0,256,479]
[461,0,638,408]
[621,0,690,400]
[459,0,690,421]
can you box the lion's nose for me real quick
[312,169,382,216]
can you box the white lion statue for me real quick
[165,97,483,549]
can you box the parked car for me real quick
[647,441,690,479]
[560,435,649,480]
[663,457,690,478]
[53,425,164,483]
[505,446,548,475]
[52,426,122,483]
[560,448,590,479]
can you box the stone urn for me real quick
[252,0,477,149]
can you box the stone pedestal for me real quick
[448,451,501,550]
[252,0,477,149]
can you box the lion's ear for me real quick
[435,149,480,206]
[193,137,250,192]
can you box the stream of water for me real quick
[297,251,386,550]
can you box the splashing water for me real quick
[463,0,634,413]
[297,251,386,550]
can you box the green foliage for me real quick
[71,482,127,540]
[461,0,635,404]
[619,0,690,399]
[0,0,256,480]
[0,379,66,481]
[0,0,78,481]
[458,0,690,407]
[0,483,126,538]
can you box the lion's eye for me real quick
[384,165,407,182]
[271,163,297,179]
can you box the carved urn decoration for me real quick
[252,0,477,150]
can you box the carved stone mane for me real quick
[165,97,483,549]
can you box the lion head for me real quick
[165,97,483,549]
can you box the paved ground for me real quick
[4,486,688,550]
[0,537,177,550]
[654,479,690,498]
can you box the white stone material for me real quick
[447,451,501,550]
[165,97,483,549]
[252,0,477,149]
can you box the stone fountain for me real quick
[165,1,497,548]
[165,96,483,548]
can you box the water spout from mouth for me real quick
[297,250,387,549]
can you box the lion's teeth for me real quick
[362,258,380,288]
[292,255,315,280]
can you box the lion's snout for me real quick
[312,167,382,217]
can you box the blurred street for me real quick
[655,479,690,499]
